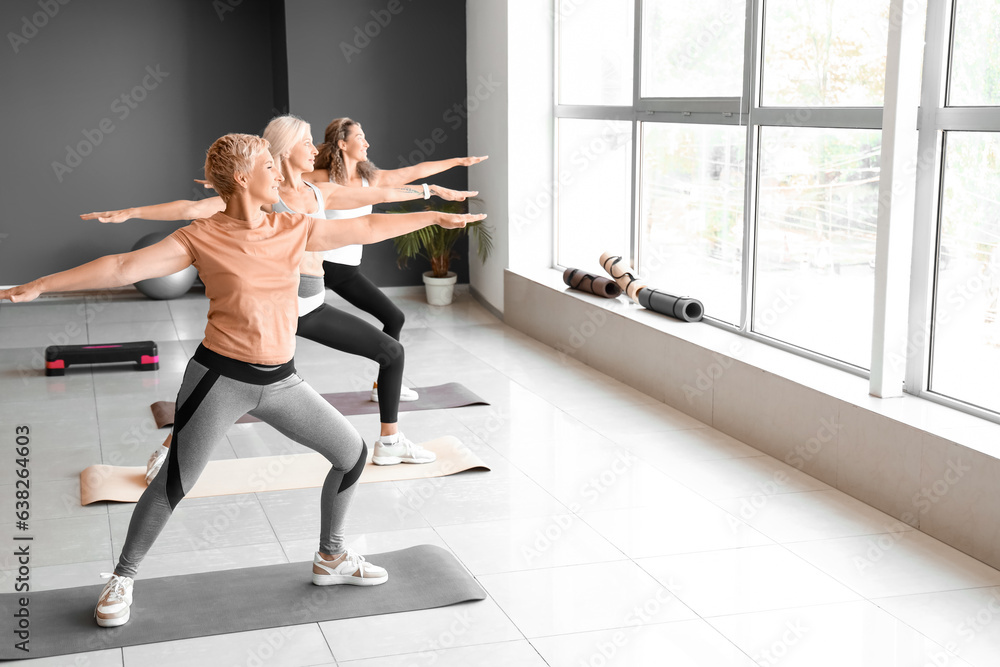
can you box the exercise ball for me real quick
[131,231,198,300]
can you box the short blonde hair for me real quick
[263,115,311,180]
[204,133,270,201]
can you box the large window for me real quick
[641,0,746,98]
[929,132,1000,412]
[948,0,1000,106]
[556,0,1000,421]
[555,119,633,275]
[639,123,746,325]
[761,0,888,106]
[754,127,880,367]
[557,0,634,106]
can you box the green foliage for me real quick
[388,198,494,278]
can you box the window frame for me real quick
[554,0,1000,424]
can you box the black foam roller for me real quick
[637,289,704,322]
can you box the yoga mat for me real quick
[562,267,622,298]
[637,288,704,322]
[79,436,489,505]
[151,382,489,428]
[0,545,485,660]
[599,251,704,322]
[599,252,646,302]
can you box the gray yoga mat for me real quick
[151,382,490,428]
[636,288,704,322]
[0,545,484,661]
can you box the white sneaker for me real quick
[312,549,388,586]
[145,444,169,485]
[370,382,419,402]
[95,573,133,628]
[372,433,436,466]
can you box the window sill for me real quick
[506,266,1000,461]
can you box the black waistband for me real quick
[321,260,360,285]
[193,344,295,385]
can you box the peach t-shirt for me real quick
[168,211,316,364]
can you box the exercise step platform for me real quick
[45,341,159,376]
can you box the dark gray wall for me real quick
[284,0,469,286]
[0,0,278,285]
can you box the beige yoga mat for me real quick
[79,436,488,505]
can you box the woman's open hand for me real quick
[431,186,478,202]
[80,208,136,223]
[0,283,41,303]
[437,213,487,229]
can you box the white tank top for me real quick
[272,181,327,317]
[322,177,369,266]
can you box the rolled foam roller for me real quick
[562,267,623,298]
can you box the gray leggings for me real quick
[115,346,366,577]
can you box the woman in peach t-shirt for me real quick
[0,133,484,629]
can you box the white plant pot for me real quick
[423,271,457,305]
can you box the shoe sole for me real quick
[312,573,389,586]
[372,455,436,466]
[96,610,130,627]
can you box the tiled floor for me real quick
[1,287,999,666]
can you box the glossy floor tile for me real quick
[708,600,976,667]
[2,290,998,666]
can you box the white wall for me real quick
[467,0,555,313]
[467,1,509,312]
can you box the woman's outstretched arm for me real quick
[306,212,486,251]
[372,156,489,187]
[0,239,193,303]
[305,157,489,188]
[80,196,226,223]
[316,182,477,209]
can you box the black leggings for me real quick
[297,303,403,424]
[323,262,405,340]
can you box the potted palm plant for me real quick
[392,198,493,305]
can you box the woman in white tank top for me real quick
[306,117,487,398]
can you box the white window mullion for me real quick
[741,0,763,331]
[631,0,643,266]
[869,0,928,397]
[905,0,951,397]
